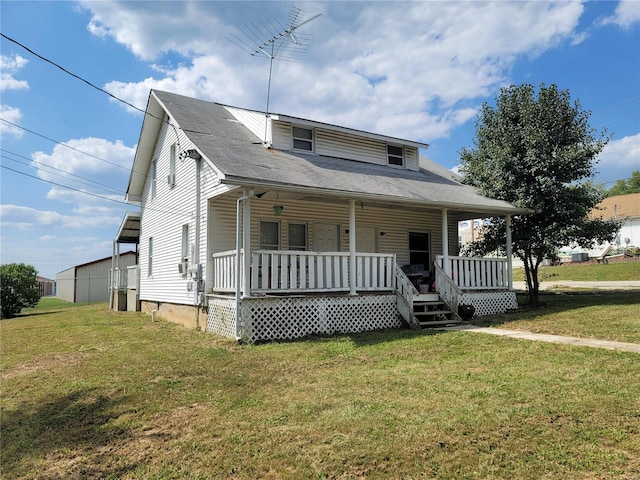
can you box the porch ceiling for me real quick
[115,211,141,244]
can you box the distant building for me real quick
[56,252,137,303]
[36,276,55,297]
[590,193,640,249]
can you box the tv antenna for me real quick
[227,7,322,144]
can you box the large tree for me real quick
[459,83,620,306]
[1,263,40,319]
[607,170,640,196]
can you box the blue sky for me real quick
[1,1,639,279]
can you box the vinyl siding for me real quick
[205,192,457,292]
[138,120,220,305]
[272,121,420,171]
[224,106,267,143]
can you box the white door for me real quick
[356,226,377,253]
[314,223,339,251]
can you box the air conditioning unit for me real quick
[178,261,188,275]
[167,173,176,187]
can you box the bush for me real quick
[1,263,40,319]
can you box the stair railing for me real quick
[434,261,462,321]
[394,263,420,328]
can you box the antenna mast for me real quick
[227,7,322,145]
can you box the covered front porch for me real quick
[205,190,517,342]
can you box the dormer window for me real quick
[292,126,313,151]
[387,144,404,166]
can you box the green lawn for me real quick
[2,302,639,479]
[514,260,640,282]
[475,292,640,343]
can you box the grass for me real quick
[23,297,83,312]
[513,260,640,282]
[2,301,639,479]
[474,292,640,343]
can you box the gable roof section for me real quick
[128,90,528,216]
[590,193,640,220]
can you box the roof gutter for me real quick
[219,178,533,216]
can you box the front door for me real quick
[314,223,340,251]
[356,226,377,253]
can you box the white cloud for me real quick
[0,204,121,230]
[597,133,640,172]
[0,104,24,138]
[600,0,640,29]
[0,54,29,91]
[31,137,135,181]
[81,1,586,143]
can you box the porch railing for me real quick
[110,265,139,290]
[394,263,419,328]
[211,250,395,294]
[436,255,509,290]
[434,261,462,316]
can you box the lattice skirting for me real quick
[206,296,237,338]
[238,294,401,343]
[459,291,518,317]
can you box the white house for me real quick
[113,90,529,342]
[592,193,640,250]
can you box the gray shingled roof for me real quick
[147,90,528,216]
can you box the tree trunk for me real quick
[523,253,540,306]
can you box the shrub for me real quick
[1,263,40,319]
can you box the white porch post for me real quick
[242,192,251,297]
[506,214,513,291]
[349,199,357,295]
[442,208,450,275]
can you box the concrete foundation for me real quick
[140,300,205,330]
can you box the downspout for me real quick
[235,188,254,340]
[194,154,202,329]
[506,214,513,290]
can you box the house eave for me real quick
[220,178,530,216]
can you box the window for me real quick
[292,126,313,151]
[151,159,157,198]
[260,221,280,250]
[148,237,153,277]
[408,231,430,269]
[387,144,404,166]
[181,224,189,262]
[288,223,308,251]
[168,143,176,188]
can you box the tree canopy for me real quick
[607,170,640,196]
[459,83,620,305]
[1,263,40,319]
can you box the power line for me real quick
[0,117,130,171]
[1,32,148,116]
[1,165,191,219]
[1,149,125,195]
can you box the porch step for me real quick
[411,298,461,328]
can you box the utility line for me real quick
[0,117,130,171]
[1,32,148,116]
[1,149,125,195]
[1,165,191,218]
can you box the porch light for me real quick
[272,192,283,215]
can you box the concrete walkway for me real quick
[441,325,640,353]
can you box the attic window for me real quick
[387,144,404,166]
[292,126,313,151]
